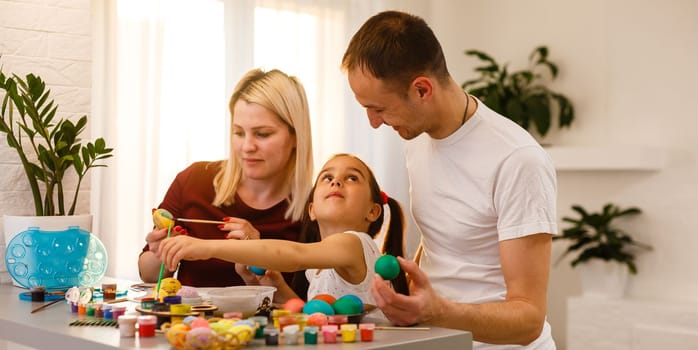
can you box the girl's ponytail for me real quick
[380,196,409,295]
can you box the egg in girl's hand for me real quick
[248,266,266,276]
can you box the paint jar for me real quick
[278,315,298,331]
[103,304,113,319]
[151,302,170,329]
[137,315,157,337]
[249,316,268,339]
[86,303,95,317]
[163,295,182,305]
[170,304,191,324]
[264,327,279,345]
[30,286,46,302]
[101,283,117,301]
[140,297,155,310]
[93,304,104,318]
[271,309,290,328]
[70,302,79,313]
[359,323,375,342]
[328,315,348,326]
[303,325,319,345]
[77,303,86,315]
[111,305,126,320]
[282,324,299,345]
[321,324,338,344]
[340,323,357,343]
[118,315,138,337]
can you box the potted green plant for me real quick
[554,203,653,298]
[461,46,574,139]
[1,71,113,216]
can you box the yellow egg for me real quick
[160,277,182,295]
[153,208,175,229]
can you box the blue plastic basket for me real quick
[4,226,108,289]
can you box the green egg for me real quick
[375,254,400,280]
[332,295,363,315]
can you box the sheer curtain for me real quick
[93,0,416,281]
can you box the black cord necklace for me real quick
[462,92,471,126]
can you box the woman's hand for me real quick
[220,217,260,240]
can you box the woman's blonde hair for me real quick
[213,68,314,221]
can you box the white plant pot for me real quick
[577,259,629,298]
[3,215,93,287]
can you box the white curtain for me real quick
[92,0,416,281]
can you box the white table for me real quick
[0,280,472,349]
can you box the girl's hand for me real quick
[158,235,210,271]
[220,217,260,240]
[145,225,188,254]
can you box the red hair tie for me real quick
[380,191,388,205]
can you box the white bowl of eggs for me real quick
[206,286,276,314]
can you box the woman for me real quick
[138,68,314,287]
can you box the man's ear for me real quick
[366,202,382,223]
[413,76,433,99]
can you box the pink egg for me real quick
[283,297,306,313]
[190,317,210,329]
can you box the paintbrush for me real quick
[176,218,227,225]
[154,223,173,300]
[375,326,431,331]
[31,298,65,314]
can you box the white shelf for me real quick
[545,146,666,171]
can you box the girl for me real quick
[157,153,408,307]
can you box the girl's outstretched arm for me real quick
[158,233,367,282]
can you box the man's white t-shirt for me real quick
[405,97,558,350]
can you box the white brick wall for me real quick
[0,0,92,281]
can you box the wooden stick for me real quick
[105,297,129,304]
[31,298,64,314]
[375,326,430,331]
[177,218,227,225]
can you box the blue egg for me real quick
[302,299,335,315]
[249,266,266,275]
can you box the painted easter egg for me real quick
[248,266,266,276]
[302,299,335,315]
[375,254,400,280]
[159,277,182,296]
[311,293,336,305]
[185,327,217,349]
[332,295,363,315]
[306,312,329,327]
[283,297,305,313]
[153,208,175,229]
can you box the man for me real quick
[342,11,557,349]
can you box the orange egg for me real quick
[312,294,336,305]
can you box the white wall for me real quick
[425,0,698,348]
[0,0,92,282]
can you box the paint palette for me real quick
[4,226,108,289]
